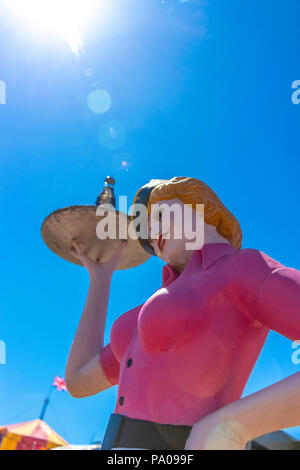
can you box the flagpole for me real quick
[39,385,53,421]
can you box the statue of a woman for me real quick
[65,176,300,450]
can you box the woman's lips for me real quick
[158,234,166,252]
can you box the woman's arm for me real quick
[220,370,300,444]
[65,240,127,398]
[185,371,300,450]
[225,265,300,442]
[186,254,300,450]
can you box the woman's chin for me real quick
[165,254,183,271]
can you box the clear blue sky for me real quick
[1,0,300,446]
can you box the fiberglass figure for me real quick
[65,176,300,450]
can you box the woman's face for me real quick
[147,198,204,272]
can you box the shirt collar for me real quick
[161,242,239,287]
[196,242,239,270]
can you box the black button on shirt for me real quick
[127,358,133,368]
[119,396,125,406]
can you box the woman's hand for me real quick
[71,239,128,280]
[184,411,248,450]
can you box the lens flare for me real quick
[87,89,112,114]
[98,121,127,150]
[6,0,98,54]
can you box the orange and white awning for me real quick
[0,419,68,450]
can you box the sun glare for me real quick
[7,0,98,54]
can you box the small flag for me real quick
[52,375,67,392]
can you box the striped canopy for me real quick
[0,419,68,450]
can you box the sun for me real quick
[6,0,98,54]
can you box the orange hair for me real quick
[147,176,242,249]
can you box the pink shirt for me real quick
[99,243,300,426]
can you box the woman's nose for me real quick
[148,222,160,240]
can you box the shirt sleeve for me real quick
[256,266,300,341]
[99,343,120,386]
